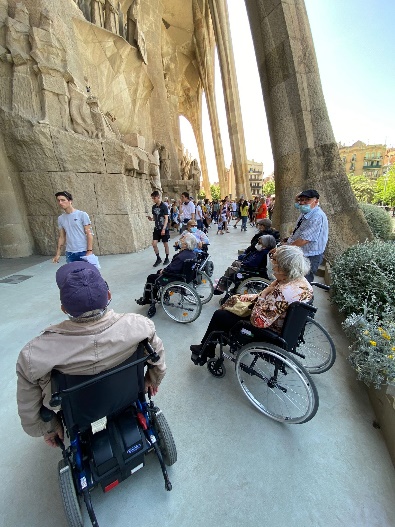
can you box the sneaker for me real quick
[147,304,157,318]
[163,256,170,265]
[153,256,162,267]
[233,225,237,229]
[135,297,149,306]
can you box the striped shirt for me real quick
[287,206,328,256]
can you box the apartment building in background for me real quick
[338,141,386,177]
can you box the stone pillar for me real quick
[244,0,372,260]
[191,111,211,199]
[0,132,33,257]
[192,0,226,192]
[208,0,250,199]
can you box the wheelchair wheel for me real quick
[207,358,226,378]
[161,281,202,323]
[152,410,177,466]
[235,343,319,424]
[204,260,214,277]
[193,271,214,304]
[294,318,336,374]
[236,277,271,295]
[58,459,83,527]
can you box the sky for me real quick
[179,0,395,184]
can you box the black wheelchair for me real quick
[196,244,214,278]
[142,259,210,323]
[219,274,336,375]
[216,265,271,305]
[191,302,320,424]
[40,339,176,527]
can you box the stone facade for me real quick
[2,0,247,257]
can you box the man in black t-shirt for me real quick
[147,190,170,267]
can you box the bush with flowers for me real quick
[342,309,395,389]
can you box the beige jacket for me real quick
[16,310,166,438]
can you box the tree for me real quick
[262,180,275,197]
[347,174,376,203]
[198,188,206,199]
[210,184,221,201]
[373,165,395,206]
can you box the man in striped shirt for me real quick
[287,189,328,282]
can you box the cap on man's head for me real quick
[257,218,272,227]
[299,189,319,199]
[55,190,73,201]
[56,261,108,318]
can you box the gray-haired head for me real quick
[182,232,197,250]
[274,245,310,280]
[258,234,277,250]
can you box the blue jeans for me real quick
[66,251,87,263]
[197,219,204,230]
[306,254,323,283]
[241,217,247,230]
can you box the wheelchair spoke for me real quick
[235,345,319,424]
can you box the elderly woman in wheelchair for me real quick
[190,245,321,423]
[136,233,208,322]
[213,234,277,299]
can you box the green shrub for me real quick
[358,203,392,240]
[331,240,395,317]
[343,310,395,389]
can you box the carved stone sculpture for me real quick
[159,145,171,180]
[104,0,119,35]
[30,10,71,130]
[189,158,201,185]
[68,82,97,137]
[126,0,147,64]
[104,111,121,139]
[91,0,105,27]
[150,142,162,191]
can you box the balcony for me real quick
[363,163,382,169]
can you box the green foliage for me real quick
[343,310,395,389]
[210,184,221,201]
[262,180,275,197]
[331,240,395,317]
[198,188,206,199]
[347,173,376,203]
[358,203,392,240]
[373,165,395,206]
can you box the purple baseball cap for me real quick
[56,261,108,318]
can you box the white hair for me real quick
[275,245,310,280]
[182,232,197,251]
[258,234,277,250]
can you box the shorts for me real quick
[153,229,170,243]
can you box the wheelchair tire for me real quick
[152,411,177,466]
[161,281,202,323]
[193,271,214,304]
[204,260,214,277]
[235,277,271,295]
[294,318,336,374]
[207,358,226,378]
[58,459,83,527]
[235,343,319,424]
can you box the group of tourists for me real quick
[16,186,328,448]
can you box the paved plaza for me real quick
[1,225,395,527]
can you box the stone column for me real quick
[192,0,226,192]
[208,0,250,199]
[191,102,211,199]
[0,133,33,257]
[244,0,371,260]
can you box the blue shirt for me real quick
[287,206,328,256]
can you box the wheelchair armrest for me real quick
[142,338,160,363]
[40,405,57,421]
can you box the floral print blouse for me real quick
[247,278,313,334]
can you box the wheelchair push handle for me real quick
[142,338,160,363]
[311,282,331,292]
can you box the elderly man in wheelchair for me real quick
[135,232,209,322]
[16,261,175,527]
[190,246,320,423]
[174,218,214,278]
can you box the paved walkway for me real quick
[2,225,395,527]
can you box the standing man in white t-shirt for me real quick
[52,191,93,264]
[180,192,195,232]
